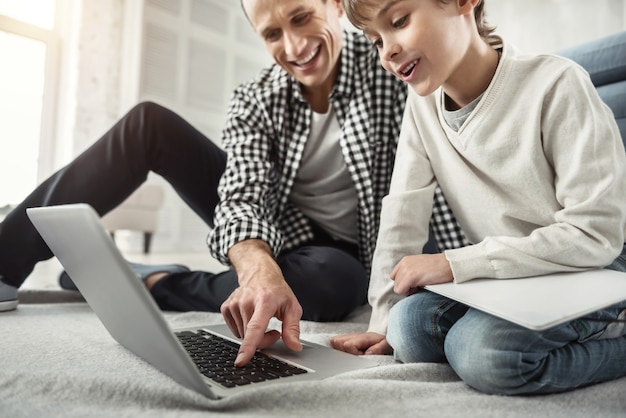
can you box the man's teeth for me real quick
[401,60,418,76]
[296,47,319,65]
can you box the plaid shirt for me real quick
[208,31,468,271]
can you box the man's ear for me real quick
[331,0,345,18]
[458,0,480,15]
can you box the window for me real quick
[0,0,58,207]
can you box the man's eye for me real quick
[265,29,281,42]
[392,15,408,28]
[293,13,310,25]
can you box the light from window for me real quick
[0,31,46,206]
[0,0,55,207]
[0,0,55,29]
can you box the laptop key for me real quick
[176,329,308,388]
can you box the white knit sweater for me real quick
[368,39,626,335]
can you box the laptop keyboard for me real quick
[176,329,308,388]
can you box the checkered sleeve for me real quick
[207,82,284,265]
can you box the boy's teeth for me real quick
[402,60,417,75]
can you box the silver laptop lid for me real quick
[27,204,216,398]
[27,204,375,399]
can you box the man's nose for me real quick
[283,31,306,59]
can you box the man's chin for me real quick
[282,63,326,87]
[291,73,324,89]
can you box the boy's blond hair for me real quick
[342,0,495,39]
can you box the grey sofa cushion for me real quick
[557,31,626,144]
[557,31,626,87]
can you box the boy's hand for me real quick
[330,332,392,355]
[390,253,454,296]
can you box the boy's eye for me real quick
[392,15,408,28]
[367,35,383,49]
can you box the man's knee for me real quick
[124,101,177,132]
[127,101,168,118]
[118,101,192,158]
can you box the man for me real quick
[0,0,467,366]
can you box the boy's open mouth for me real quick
[399,59,419,78]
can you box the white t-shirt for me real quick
[290,106,358,243]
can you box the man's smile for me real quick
[292,45,321,67]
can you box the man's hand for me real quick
[330,332,391,355]
[390,253,454,295]
[221,239,303,367]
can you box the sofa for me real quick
[101,183,165,254]
[2,31,626,418]
[557,30,626,146]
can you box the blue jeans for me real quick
[386,244,626,395]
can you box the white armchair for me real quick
[101,183,165,253]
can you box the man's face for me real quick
[242,0,344,92]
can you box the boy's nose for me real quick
[383,43,401,61]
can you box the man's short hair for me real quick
[241,0,330,25]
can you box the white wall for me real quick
[51,0,124,170]
[486,0,626,53]
[72,0,124,156]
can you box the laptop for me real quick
[425,268,626,331]
[26,203,375,400]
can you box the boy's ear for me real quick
[458,0,480,15]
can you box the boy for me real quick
[331,0,626,395]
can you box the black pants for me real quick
[0,102,367,321]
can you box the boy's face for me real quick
[242,0,344,92]
[360,0,474,97]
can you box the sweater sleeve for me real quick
[445,64,626,283]
[367,96,436,335]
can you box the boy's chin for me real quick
[409,83,437,97]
